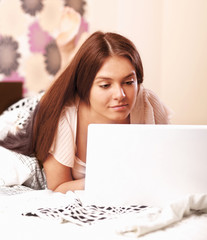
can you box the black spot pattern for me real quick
[4,92,44,129]
[22,195,148,225]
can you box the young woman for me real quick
[0,31,171,193]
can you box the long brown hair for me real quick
[1,31,144,162]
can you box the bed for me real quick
[0,186,207,240]
[0,93,207,240]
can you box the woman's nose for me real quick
[113,86,126,100]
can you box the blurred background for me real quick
[0,0,206,124]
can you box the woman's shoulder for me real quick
[60,100,78,120]
[62,97,79,116]
[143,87,172,124]
[58,98,79,136]
[131,85,172,124]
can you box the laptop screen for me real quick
[84,124,207,207]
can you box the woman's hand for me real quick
[54,177,85,193]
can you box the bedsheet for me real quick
[0,186,207,240]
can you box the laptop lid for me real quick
[84,124,207,207]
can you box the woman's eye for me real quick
[124,80,134,85]
[99,84,110,89]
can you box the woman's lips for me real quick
[109,104,128,111]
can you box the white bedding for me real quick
[1,213,206,240]
[0,187,207,240]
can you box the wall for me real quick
[0,0,89,96]
[87,0,207,124]
[161,0,207,124]
[87,0,163,94]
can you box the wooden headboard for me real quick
[0,82,23,114]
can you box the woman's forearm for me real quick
[53,178,85,194]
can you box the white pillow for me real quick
[0,91,44,141]
[0,111,19,140]
[0,147,31,186]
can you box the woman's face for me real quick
[88,56,138,123]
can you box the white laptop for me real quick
[83,124,207,207]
